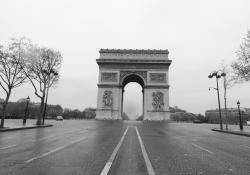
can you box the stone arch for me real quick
[95,49,172,120]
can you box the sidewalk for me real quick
[0,119,53,132]
[212,127,250,137]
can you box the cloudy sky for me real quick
[0,0,250,119]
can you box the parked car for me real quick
[56,116,63,121]
[247,121,250,126]
[193,119,203,123]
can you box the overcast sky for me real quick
[0,0,250,118]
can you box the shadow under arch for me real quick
[121,73,145,120]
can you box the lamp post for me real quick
[42,69,58,125]
[23,96,30,125]
[223,74,229,130]
[208,71,226,130]
[237,100,243,131]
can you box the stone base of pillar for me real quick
[95,109,122,120]
[143,111,171,121]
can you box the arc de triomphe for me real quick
[96,49,172,120]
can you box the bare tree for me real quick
[0,38,29,128]
[232,30,250,82]
[24,46,62,125]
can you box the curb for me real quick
[212,129,250,137]
[0,124,53,132]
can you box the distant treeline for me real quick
[62,108,96,119]
[0,99,96,119]
[134,106,206,122]
[121,112,130,120]
[169,106,206,122]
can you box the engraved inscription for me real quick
[152,91,164,111]
[101,72,117,82]
[150,73,166,83]
[103,90,113,107]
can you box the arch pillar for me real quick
[96,84,123,120]
[143,85,170,120]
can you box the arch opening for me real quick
[121,74,145,120]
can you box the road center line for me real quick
[191,143,214,154]
[100,127,129,175]
[25,137,87,164]
[0,144,17,150]
[135,126,156,175]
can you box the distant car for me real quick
[247,121,250,126]
[56,116,63,121]
[193,119,203,123]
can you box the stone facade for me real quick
[96,49,172,120]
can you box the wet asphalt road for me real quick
[0,120,250,175]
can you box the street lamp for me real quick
[208,71,226,130]
[42,69,58,125]
[23,96,30,125]
[237,100,243,131]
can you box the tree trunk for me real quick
[224,77,228,130]
[36,96,45,125]
[0,92,11,128]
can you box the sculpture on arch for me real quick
[152,91,164,111]
[103,90,113,107]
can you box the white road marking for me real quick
[25,137,87,163]
[0,144,17,150]
[191,143,214,154]
[240,145,250,149]
[100,127,129,175]
[135,126,156,175]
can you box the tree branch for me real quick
[0,82,8,94]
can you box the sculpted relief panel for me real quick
[152,91,164,111]
[101,72,118,82]
[103,90,113,108]
[149,73,166,83]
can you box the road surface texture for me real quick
[0,120,250,175]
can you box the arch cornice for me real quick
[96,59,172,65]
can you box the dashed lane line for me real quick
[25,137,87,163]
[0,144,17,150]
[135,126,156,175]
[191,143,214,154]
[100,127,129,175]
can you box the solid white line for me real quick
[25,137,86,163]
[100,127,129,175]
[192,143,214,154]
[0,144,17,150]
[135,127,156,175]
[240,145,250,149]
